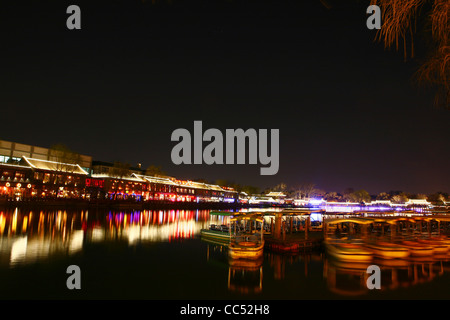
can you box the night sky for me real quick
[0,0,448,194]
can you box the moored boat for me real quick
[416,239,449,254]
[325,241,373,263]
[200,224,231,244]
[401,240,434,257]
[228,214,265,260]
[228,239,265,260]
[365,241,410,259]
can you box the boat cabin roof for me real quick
[325,217,374,225]
[230,214,264,223]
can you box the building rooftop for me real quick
[23,157,89,175]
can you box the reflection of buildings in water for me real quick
[0,208,214,266]
[0,208,87,266]
[0,209,86,239]
[324,256,450,296]
[4,231,84,267]
[125,222,196,244]
[104,209,211,243]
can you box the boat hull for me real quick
[228,241,265,260]
[401,241,434,257]
[200,229,230,243]
[325,242,373,263]
[416,239,450,254]
[365,242,410,259]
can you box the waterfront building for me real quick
[367,200,393,207]
[249,196,276,205]
[23,157,89,199]
[405,199,432,207]
[266,192,287,204]
[0,162,34,200]
[0,155,238,203]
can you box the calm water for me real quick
[1,207,450,300]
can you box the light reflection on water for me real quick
[0,208,214,267]
[1,207,450,299]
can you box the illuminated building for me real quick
[23,157,89,199]
[0,155,238,203]
[0,162,34,200]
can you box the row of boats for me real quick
[325,236,450,263]
[202,210,450,264]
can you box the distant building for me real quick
[367,200,393,206]
[266,191,286,198]
[249,196,276,205]
[0,140,238,203]
[293,199,308,206]
[265,191,286,204]
[405,199,432,207]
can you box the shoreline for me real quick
[0,199,292,211]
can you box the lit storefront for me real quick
[23,157,88,199]
[0,156,239,204]
[84,177,106,199]
[0,163,34,200]
[91,174,147,201]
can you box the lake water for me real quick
[1,207,450,300]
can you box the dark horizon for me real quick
[1,0,448,195]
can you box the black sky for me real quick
[0,0,448,195]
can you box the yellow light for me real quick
[12,212,17,233]
[22,216,28,232]
[0,215,5,235]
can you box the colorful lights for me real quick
[85,178,104,188]
[0,158,239,203]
